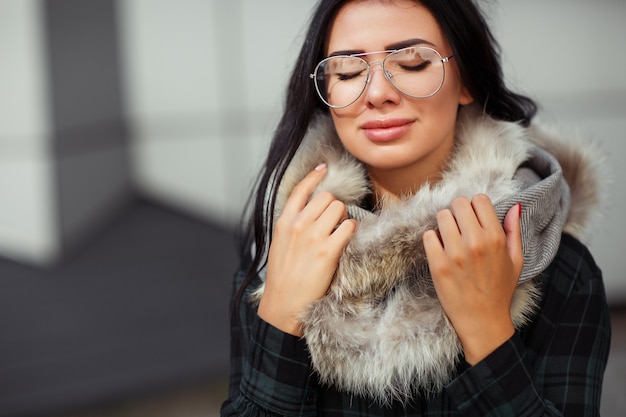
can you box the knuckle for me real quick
[451,196,469,208]
[275,213,305,237]
[290,218,307,234]
[328,199,346,213]
[450,251,467,267]
[494,230,507,246]
[312,191,334,204]
[486,228,506,247]
[436,209,452,222]
[317,190,334,200]
[337,218,357,235]
[466,240,486,258]
[274,215,289,233]
[432,262,452,279]
[472,193,492,206]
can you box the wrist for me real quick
[258,296,304,336]
[460,321,515,365]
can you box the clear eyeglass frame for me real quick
[309,46,454,109]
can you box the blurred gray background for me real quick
[1,0,624,416]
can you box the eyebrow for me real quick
[328,38,436,57]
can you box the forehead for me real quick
[326,0,448,54]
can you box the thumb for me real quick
[503,203,524,275]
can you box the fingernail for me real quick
[518,202,522,217]
[315,163,327,171]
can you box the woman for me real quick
[222,0,611,415]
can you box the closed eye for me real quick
[399,61,431,72]
[337,70,367,81]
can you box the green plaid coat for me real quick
[222,234,611,417]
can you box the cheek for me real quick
[443,65,472,105]
[418,91,461,123]
[330,112,356,143]
[420,77,467,122]
[331,118,364,160]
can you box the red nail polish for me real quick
[518,203,522,217]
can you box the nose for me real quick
[364,61,401,107]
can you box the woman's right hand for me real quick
[258,164,358,336]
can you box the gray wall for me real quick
[45,0,133,256]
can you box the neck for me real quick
[367,166,440,206]
[368,149,453,206]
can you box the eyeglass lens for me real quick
[313,47,445,108]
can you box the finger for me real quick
[327,219,357,257]
[423,229,448,276]
[503,203,524,274]
[435,209,461,248]
[423,229,444,257]
[313,198,349,234]
[301,190,340,223]
[450,196,482,237]
[282,163,327,216]
[469,194,500,229]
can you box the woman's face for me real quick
[326,0,473,193]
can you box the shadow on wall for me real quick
[0,196,238,417]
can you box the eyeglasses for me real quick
[310,46,454,108]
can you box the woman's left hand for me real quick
[423,194,523,365]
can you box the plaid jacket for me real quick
[221,234,611,417]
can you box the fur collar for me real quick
[261,105,602,403]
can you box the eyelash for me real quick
[335,60,430,81]
[337,70,366,81]
[399,61,430,72]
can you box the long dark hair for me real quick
[235,0,537,302]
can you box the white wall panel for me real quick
[0,0,49,142]
[0,156,59,264]
[131,132,228,221]
[118,0,219,119]
[118,0,231,220]
[0,0,59,264]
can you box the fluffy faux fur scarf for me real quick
[256,105,602,403]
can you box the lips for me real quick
[360,118,414,142]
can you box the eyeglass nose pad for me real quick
[366,61,388,85]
